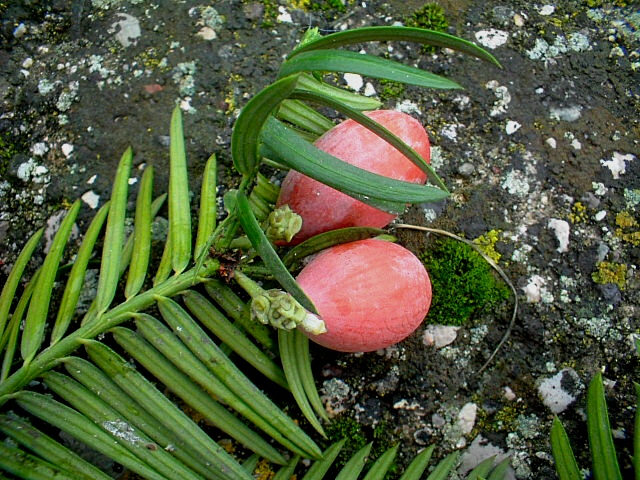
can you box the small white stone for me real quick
[13,23,27,39]
[538,369,582,414]
[545,137,557,148]
[363,82,377,97]
[594,210,607,221]
[550,106,582,122]
[395,99,421,115]
[196,26,217,40]
[31,142,49,157]
[87,174,97,184]
[505,120,521,135]
[548,218,570,253]
[538,5,555,15]
[61,143,74,158]
[522,275,546,303]
[423,325,460,348]
[110,13,141,48]
[601,151,635,179]
[343,73,363,92]
[503,386,517,401]
[128,177,138,185]
[570,139,582,150]
[81,190,100,209]
[475,29,509,49]
[22,57,33,68]
[457,403,478,434]
[276,6,292,23]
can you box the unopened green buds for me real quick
[265,205,302,244]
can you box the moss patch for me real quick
[420,237,510,326]
[405,3,449,53]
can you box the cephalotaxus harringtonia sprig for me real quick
[234,270,326,335]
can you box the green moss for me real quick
[406,3,449,53]
[419,237,510,326]
[0,133,20,177]
[325,414,368,465]
[377,79,406,102]
[592,261,627,290]
[325,415,396,472]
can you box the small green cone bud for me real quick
[250,289,326,334]
[265,205,302,243]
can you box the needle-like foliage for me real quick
[0,25,507,479]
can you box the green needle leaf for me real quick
[336,442,373,480]
[182,289,288,389]
[398,445,435,480]
[51,202,110,344]
[288,26,501,67]
[587,371,622,480]
[95,146,133,314]
[14,391,168,480]
[363,444,399,480]
[426,451,460,480]
[0,442,88,480]
[134,312,318,458]
[291,88,448,191]
[21,200,81,363]
[301,439,346,480]
[157,296,322,459]
[0,227,43,342]
[232,74,300,175]
[194,153,218,262]
[125,165,154,299]
[111,326,286,465]
[260,117,450,213]
[550,417,581,480]
[169,105,192,274]
[278,329,326,436]
[635,382,640,480]
[0,414,112,480]
[280,50,462,90]
[282,227,386,271]
[83,341,252,480]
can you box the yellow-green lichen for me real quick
[592,261,627,290]
[569,201,588,224]
[473,229,503,263]
[615,211,640,246]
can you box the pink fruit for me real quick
[296,238,432,352]
[277,110,430,244]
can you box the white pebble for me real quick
[81,190,100,209]
[548,218,570,253]
[538,369,582,414]
[61,143,74,158]
[423,325,460,348]
[505,120,521,135]
[457,403,478,434]
[474,29,509,49]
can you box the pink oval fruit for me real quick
[277,110,430,244]
[296,238,432,352]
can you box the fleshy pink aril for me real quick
[296,239,432,352]
[277,110,430,244]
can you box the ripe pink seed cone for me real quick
[277,110,430,245]
[296,239,432,352]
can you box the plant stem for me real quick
[0,259,220,405]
